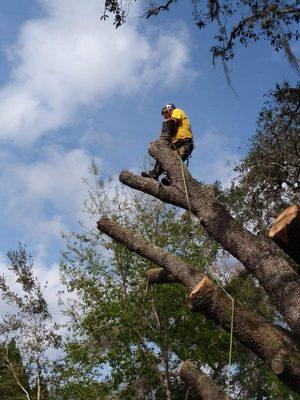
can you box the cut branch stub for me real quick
[189,276,214,302]
[269,204,300,265]
[119,139,300,336]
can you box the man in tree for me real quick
[142,104,194,185]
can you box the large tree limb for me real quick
[147,268,182,284]
[98,218,203,292]
[119,139,300,336]
[97,217,300,393]
[180,360,229,400]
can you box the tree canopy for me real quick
[0,245,61,400]
[101,0,300,69]
[225,81,300,233]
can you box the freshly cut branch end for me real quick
[189,276,213,302]
[269,204,300,265]
[269,205,299,242]
[271,349,288,375]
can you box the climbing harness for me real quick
[178,154,235,399]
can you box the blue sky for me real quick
[0,0,298,316]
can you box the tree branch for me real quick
[180,360,229,400]
[97,217,203,291]
[5,347,32,400]
[143,0,175,18]
[147,268,182,284]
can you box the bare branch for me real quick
[143,0,176,18]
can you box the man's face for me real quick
[163,109,173,119]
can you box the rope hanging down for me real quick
[178,155,235,399]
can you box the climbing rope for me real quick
[178,155,235,399]
[209,263,235,399]
[179,155,193,218]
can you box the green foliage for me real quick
[0,339,30,400]
[218,81,300,399]
[58,168,233,399]
[0,244,61,400]
[56,161,300,398]
[225,82,300,233]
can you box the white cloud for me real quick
[0,250,77,335]
[192,130,240,187]
[0,0,194,145]
[0,146,96,241]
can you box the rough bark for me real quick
[147,268,182,284]
[179,360,228,400]
[118,139,300,336]
[97,217,300,394]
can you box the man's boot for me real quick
[161,175,171,186]
[141,162,163,180]
[141,170,159,180]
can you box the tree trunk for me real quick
[118,139,300,336]
[97,217,300,394]
[180,360,229,400]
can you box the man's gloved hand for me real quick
[159,119,176,142]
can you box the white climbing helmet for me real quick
[161,103,176,115]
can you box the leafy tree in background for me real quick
[210,81,299,398]
[56,160,300,399]
[58,168,226,399]
[0,245,61,400]
[101,0,300,70]
[0,339,30,400]
[225,81,300,233]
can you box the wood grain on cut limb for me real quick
[269,204,300,265]
[97,217,300,394]
[119,139,300,336]
[180,360,229,400]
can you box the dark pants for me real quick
[152,139,194,179]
